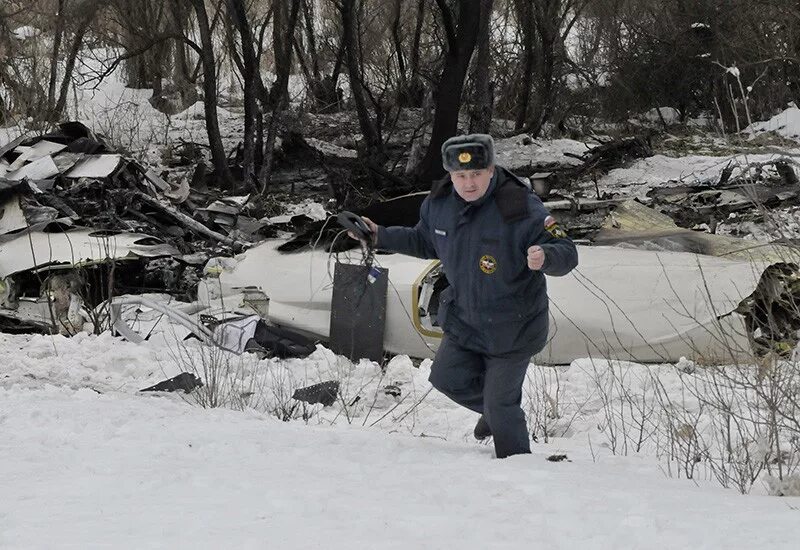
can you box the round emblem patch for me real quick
[479,255,497,274]
[458,151,472,164]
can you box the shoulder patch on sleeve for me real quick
[544,215,567,238]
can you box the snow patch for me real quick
[494,135,590,169]
[642,107,680,125]
[12,26,39,39]
[745,105,800,141]
[597,151,800,198]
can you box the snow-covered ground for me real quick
[1,333,799,548]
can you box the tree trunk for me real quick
[226,0,258,188]
[301,0,321,80]
[340,0,383,163]
[47,0,66,118]
[169,1,194,87]
[166,1,198,113]
[52,1,102,121]
[415,0,482,184]
[392,0,409,103]
[116,1,168,89]
[53,18,90,119]
[514,0,534,131]
[526,0,560,137]
[258,0,301,192]
[469,0,494,133]
[404,0,426,107]
[301,0,339,111]
[190,0,234,188]
[409,0,425,82]
[267,0,301,108]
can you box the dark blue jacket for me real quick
[377,166,578,358]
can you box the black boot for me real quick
[473,415,492,440]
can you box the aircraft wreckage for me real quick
[184,236,797,364]
[1,125,799,364]
[105,192,800,365]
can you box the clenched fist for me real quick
[527,245,545,270]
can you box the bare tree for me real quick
[391,0,409,104]
[0,0,101,123]
[226,0,261,189]
[49,0,100,121]
[513,0,590,136]
[267,0,301,108]
[415,0,482,184]
[296,0,345,111]
[338,0,384,164]
[188,0,234,188]
[469,0,494,133]
[406,0,427,107]
[259,0,302,192]
[107,0,174,93]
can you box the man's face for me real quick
[450,166,494,202]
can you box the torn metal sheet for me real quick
[0,270,90,335]
[51,152,84,174]
[19,196,59,225]
[197,238,771,364]
[202,201,240,216]
[108,295,313,358]
[0,299,64,333]
[4,155,60,181]
[137,164,171,193]
[730,262,800,356]
[0,135,28,160]
[5,140,66,171]
[5,147,43,172]
[64,154,123,178]
[163,177,190,203]
[0,229,180,278]
[267,214,295,225]
[647,182,800,228]
[235,216,270,236]
[0,195,29,234]
[208,214,235,227]
[595,200,798,263]
[21,140,67,160]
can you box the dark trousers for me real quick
[428,336,532,458]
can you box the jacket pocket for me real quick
[480,296,547,355]
[436,286,454,331]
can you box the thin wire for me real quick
[321,229,438,355]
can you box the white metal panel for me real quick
[201,239,765,364]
